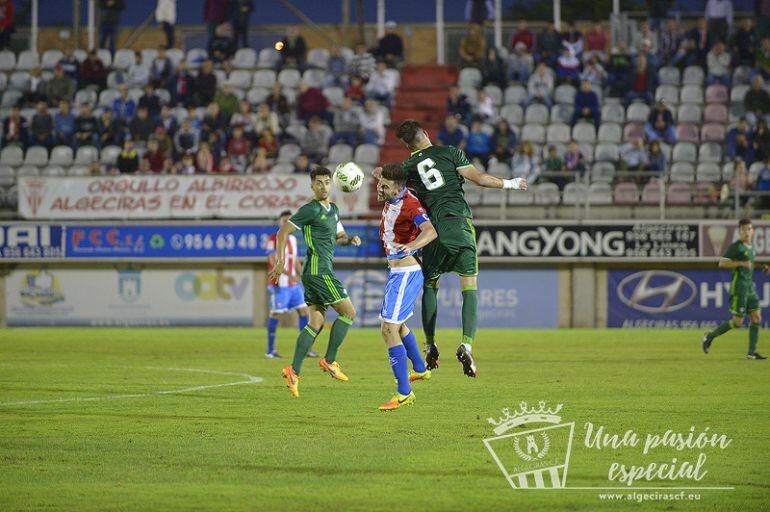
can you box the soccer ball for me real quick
[333,162,365,193]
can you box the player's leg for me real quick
[317,274,355,380]
[266,285,287,358]
[290,285,318,358]
[450,219,480,377]
[703,292,746,353]
[282,278,326,397]
[420,238,445,369]
[747,292,765,359]
[378,321,415,411]
[399,323,428,376]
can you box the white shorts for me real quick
[379,264,423,325]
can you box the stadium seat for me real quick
[503,84,527,105]
[572,123,596,143]
[666,183,692,204]
[253,70,277,88]
[271,163,294,174]
[657,66,680,86]
[99,88,119,109]
[458,68,482,88]
[0,50,15,71]
[42,166,65,177]
[675,124,700,144]
[459,87,478,105]
[696,162,721,182]
[0,165,15,186]
[682,66,704,85]
[96,49,112,67]
[500,104,523,125]
[626,103,650,123]
[226,70,252,89]
[1,146,24,166]
[601,103,625,124]
[282,88,298,105]
[594,143,619,162]
[553,84,576,105]
[41,50,63,70]
[16,50,39,71]
[75,145,99,165]
[578,142,595,163]
[677,104,702,124]
[284,123,307,142]
[588,182,613,204]
[113,49,136,70]
[680,85,703,104]
[598,123,622,143]
[482,188,505,206]
[669,162,695,182]
[257,48,280,69]
[728,103,745,123]
[483,85,503,106]
[562,182,588,205]
[302,69,326,88]
[9,71,30,91]
[546,123,571,144]
[524,103,549,124]
[721,161,735,181]
[233,48,257,69]
[705,84,728,104]
[24,146,49,166]
[322,86,345,107]
[329,144,353,163]
[640,180,662,204]
[49,146,74,166]
[703,104,727,124]
[307,48,330,69]
[534,182,561,205]
[655,85,679,105]
[508,188,535,205]
[1,89,23,108]
[732,66,753,86]
[354,144,380,165]
[749,162,765,181]
[613,182,640,204]
[729,84,749,104]
[700,123,725,143]
[549,103,573,124]
[672,142,697,163]
[247,87,270,105]
[464,186,483,206]
[693,182,718,203]
[659,142,673,162]
[68,165,90,176]
[140,48,159,65]
[100,145,121,165]
[74,89,98,107]
[590,161,615,182]
[0,71,6,90]
[698,143,722,163]
[186,49,208,68]
[16,165,40,177]
[521,124,545,144]
[166,49,184,67]
[277,143,301,164]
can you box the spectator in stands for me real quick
[23,67,47,106]
[202,102,228,140]
[571,80,601,129]
[349,42,376,81]
[58,48,80,88]
[359,99,386,144]
[168,59,193,106]
[687,17,715,67]
[174,118,200,156]
[754,156,770,209]
[459,23,486,69]
[727,118,755,165]
[116,139,139,174]
[129,106,155,145]
[729,157,751,203]
[366,62,396,107]
[293,153,312,174]
[607,43,633,97]
[624,52,655,106]
[231,99,255,139]
[376,21,404,68]
[195,60,218,107]
[757,38,770,79]
[0,0,14,50]
[706,41,731,86]
[113,85,136,121]
[753,119,770,162]
[99,0,125,55]
[254,102,281,137]
[511,141,541,184]
[543,145,563,173]
[325,45,349,88]
[279,26,307,70]
[46,65,75,106]
[345,76,366,104]
[644,100,676,143]
[231,0,253,49]
[156,0,176,49]
[54,100,76,147]
[465,119,492,165]
[438,115,466,149]
[490,119,517,164]
[631,21,659,56]
[556,48,581,84]
[482,47,507,88]
[584,20,609,62]
[215,84,239,118]
[209,23,235,63]
[154,126,173,156]
[157,105,178,137]
[659,19,684,65]
[297,82,332,124]
[227,125,251,172]
[143,137,169,173]
[731,18,757,67]
[203,0,228,43]
[447,85,473,126]
[743,75,770,126]
[2,106,28,147]
[465,0,493,25]
[474,90,495,121]
[705,0,732,43]
[125,51,150,88]
[73,104,99,149]
[302,116,331,163]
[81,50,108,90]
[330,96,361,146]
[176,152,197,174]
[98,108,124,147]
[508,42,534,83]
[31,101,54,149]
[257,128,278,159]
[510,20,535,54]
[138,84,161,119]
[196,141,216,173]
[537,21,562,66]
[150,46,173,88]
[647,140,665,174]
[647,0,673,33]
[620,138,649,170]
[246,148,271,174]
[526,62,554,107]
[637,38,659,70]
[580,56,607,87]
[563,140,587,177]
[561,20,584,56]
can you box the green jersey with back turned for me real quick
[723,240,756,293]
[402,145,474,221]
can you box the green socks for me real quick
[461,286,478,346]
[325,315,353,364]
[708,319,735,339]
[292,325,319,375]
[749,323,759,354]
[422,282,439,344]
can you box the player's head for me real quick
[396,120,430,151]
[278,209,292,227]
[739,218,754,242]
[377,163,407,202]
[310,167,332,200]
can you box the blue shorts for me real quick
[380,264,423,324]
[268,285,307,313]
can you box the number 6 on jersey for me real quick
[417,158,445,191]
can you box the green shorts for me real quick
[729,287,760,316]
[301,274,348,307]
[421,217,478,282]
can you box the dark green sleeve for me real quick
[289,202,316,229]
[452,146,473,169]
[722,243,739,260]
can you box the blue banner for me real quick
[608,269,770,329]
[0,224,64,259]
[65,224,383,259]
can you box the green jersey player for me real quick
[375,119,528,378]
[271,167,362,397]
[703,218,768,359]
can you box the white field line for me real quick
[0,367,262,407]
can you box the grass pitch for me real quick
[0,328,767,511]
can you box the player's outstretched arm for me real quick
[718,258,751,269]
[458,165,528,191]
[394,220,437,253]
[270,222,297,281]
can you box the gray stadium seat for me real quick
[186,48,208,68]
[41,50,63,70]
[508,189,534,205]
[572,123,596,143]
[696,162,721,182]
[521,124,545,144]
[271,163,295,174]
[258,48,280,69]
[49,146,74,166]
[562,182,588,205]
[698,142,722,163]
[1,146,24,166]
[483,85,503,106]
[140,48,159,65]
[732,66,753,86]
[549,103,573,124]
[354,144,380,165]
[594,143,619,162]
[591,161,615,182]
[0,50,15,71]
[655,84,679,105]
[553,84,576,105]
[682,66,704,85]
[68,165,90,176]
[588,182,613,204]
[247,87,270,105]
[113,49,136,70]
[277,143,301,164]
[669,162,695,182]
[626,103,650,123]
[322,86,345,107]
[464,186,483,206]
[9,71,29,91]
[100,145,121,165]
[302,69,326,88]
[329,144,353,163]
[0,165,15,186]
[75,146,99,165]
[481,188,505,206]
[99,88,119,109]
[307,48,330,69]
[166,49,184,67]
[534,182,561,205]
[677,103,702,123]
[96,49,112,67]
[657,66,680,86]
[597,123,622,143]
[546,123,571,144]
[74,89,98,107]
[226,70,252,89]
[601,103,625,124]
[500,104,523,125]
[24,146,49,166]
[613,182,640,204]
[16,50,39,71]
[42,166,66,176]
[672,142,697,163]
[504,84,527,104]
[730,84,749,104]
[680,85,704,104]
[1,89,23,108]
[16,165,40,176]
[233,48,257,69]
[458,68,482,88]
[284,124,307,142]
[525,104,549,124]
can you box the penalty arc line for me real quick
[0,367,263,407]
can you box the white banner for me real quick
[5,268,254,326]
[17,175,370,219]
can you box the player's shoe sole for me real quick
[702,333,713,354]
[281,366,300,398]
[319,358,349,381]
[265,352,283,359]
[379,391,416,411]
[393,369,432,384]
[747,352,767,360]
[456,345,477,378]
[306,350,320,358]
[425,343,440,370]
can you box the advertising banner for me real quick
[0,224,64,259]
[329,269,559,328]
[5,268,254,326]
[18,175,370,219]
[607,269,770,329]
[700,221,770,258]
[476,224,699,259]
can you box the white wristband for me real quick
[503,178,523,190]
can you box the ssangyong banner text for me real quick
[17,175,371,219]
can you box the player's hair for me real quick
[278,210,292,219]
[381,163,407,185]
[310,167,332,181]
[396,120,424,146]
[739,218,753,227]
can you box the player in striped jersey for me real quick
[376,163,437,411]
[264,210,318,359]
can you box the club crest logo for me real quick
[117,270,142,303]
[20,269,65,307]
[23,178,47,217]
[483,401,575,489]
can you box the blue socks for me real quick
[298,314,308,332]
[388,345,411,395]
[401,330,426,373]
[266,317,279,354]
